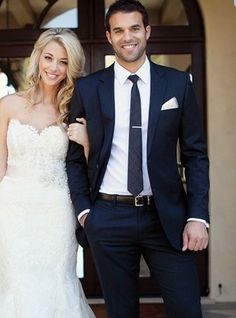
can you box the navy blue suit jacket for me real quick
[66,61,209,250]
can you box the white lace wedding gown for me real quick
[0,119,95,318]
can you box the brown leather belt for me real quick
[97,193,154,207]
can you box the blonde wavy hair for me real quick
[25,28,85,124]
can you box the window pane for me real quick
[150,54,191,72]
[104,0,188,26]
[105,55,115,68]
[0,70,15,98]
[0,0,78,29]
[0,57,28,93]
[41,0,78,29]
[105,54,191,72]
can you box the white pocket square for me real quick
[161,97,179,111]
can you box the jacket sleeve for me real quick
[179,74,210,222]
[66,81,91,217]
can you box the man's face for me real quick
[106,11,151,71]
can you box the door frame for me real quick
[0,0,208,297]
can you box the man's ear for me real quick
[106,31,112,44]
[145,25,151,41]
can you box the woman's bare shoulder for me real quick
[0,92,28,116]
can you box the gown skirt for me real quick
[0,119,95,318]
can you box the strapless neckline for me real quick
[9,118,65,136]
[6,117,69,178]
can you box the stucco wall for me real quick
[198,0,236,302]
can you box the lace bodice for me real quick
[0,119,96,318]
[6,119,69,188]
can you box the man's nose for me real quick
[123,30,132,41]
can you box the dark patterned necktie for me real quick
[127,75,143,196]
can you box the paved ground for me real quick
[203,303,236,318]
[89,298,236,317]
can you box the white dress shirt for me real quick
[100,57,152,195]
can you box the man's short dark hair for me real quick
[105,0,149,32]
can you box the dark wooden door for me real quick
[0,0,208,298]
[80,0,209,298]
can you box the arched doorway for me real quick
[0,0,208,298]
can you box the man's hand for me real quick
[182,221,209,251]
[79,213,89,228]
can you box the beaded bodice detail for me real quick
[6,119,69,188]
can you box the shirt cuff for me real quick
[78,209,90,222]
[187,218,209,228]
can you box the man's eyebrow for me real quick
[112,27,123,31]
[112,24,141,31]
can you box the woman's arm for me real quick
[67,118,89,161]
[0,98,9,181]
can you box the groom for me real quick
[66,1,209,317]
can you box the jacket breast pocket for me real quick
[158,108,181,137]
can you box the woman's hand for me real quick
[68,118,89,160]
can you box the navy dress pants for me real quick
[84,198,202,318]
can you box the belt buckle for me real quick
[134,195,144,207]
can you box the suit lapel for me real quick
[96,62,167,159]
[98,64,115,160]
[147,62,167,155]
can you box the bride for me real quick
[0,28,95,317]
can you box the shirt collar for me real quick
[114,56,150,85]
